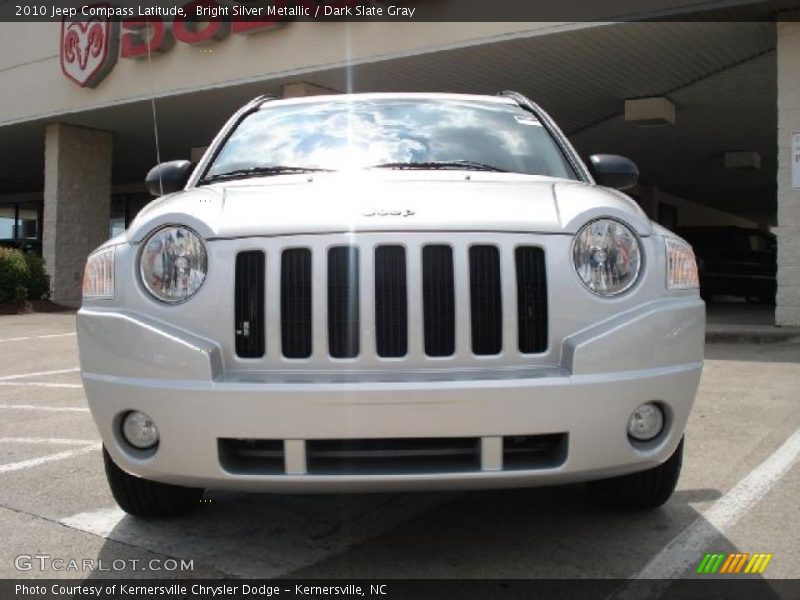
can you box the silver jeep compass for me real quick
[78,92,704,516]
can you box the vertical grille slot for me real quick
[234,251,265,358]
[515,246,548,353]
[328,246,360,359]
[422,245,455,357]
[469,245,502,355]
[374,246,408,358]
[281,248,312,359]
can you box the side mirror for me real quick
[588,154,639,191]
[145,160,194,196]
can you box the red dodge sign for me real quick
[60,5,119,88]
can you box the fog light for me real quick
[121,411,159,449]
[627,403,664,441]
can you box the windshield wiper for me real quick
[369,160,508,173]
[199,165,332,184]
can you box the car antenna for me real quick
[145,17,164,197]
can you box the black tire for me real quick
[588,437,683,510]
[103,446,203,517]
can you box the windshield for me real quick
[203,98,578,181]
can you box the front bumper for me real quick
[78,298,704,492]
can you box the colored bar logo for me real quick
[696,553,773,574]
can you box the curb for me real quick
[706,328,800,344]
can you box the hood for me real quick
[127,172,652,243]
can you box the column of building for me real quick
[777,21,800,326]
[43,124,112,306]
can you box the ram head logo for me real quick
[60,5,119,88]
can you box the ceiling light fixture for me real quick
[624,97,676,126]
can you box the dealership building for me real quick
[0,7,799,324]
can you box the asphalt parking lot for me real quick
[0,311,798,585]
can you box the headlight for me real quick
[139,225,208,303]
[666,238,699,290]
[82,247,115,299]
[573,218,641,296]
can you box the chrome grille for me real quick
[469,245,503,355]
[422,245,456,357]
[234,251,265,358]
[234,237,548,362]
[280,248,312,359]
[374,245,408,358]
[327,246,360,359]
[515,246,548,353]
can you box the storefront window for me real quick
[0,205,14,239]
[17,205,39,239]
[0,201,42,255]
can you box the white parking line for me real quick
[0,437,97,446]
[0,333,76,343]
[0,382,82,389]
[0,404,89,413]
[0,368,80,381]
[611,427,800,599]
[61,507,125,538]
[0,443,100,475]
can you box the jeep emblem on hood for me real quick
[362,209,415,217]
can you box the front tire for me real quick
[588,437,683,510]
[103,447,203,517]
